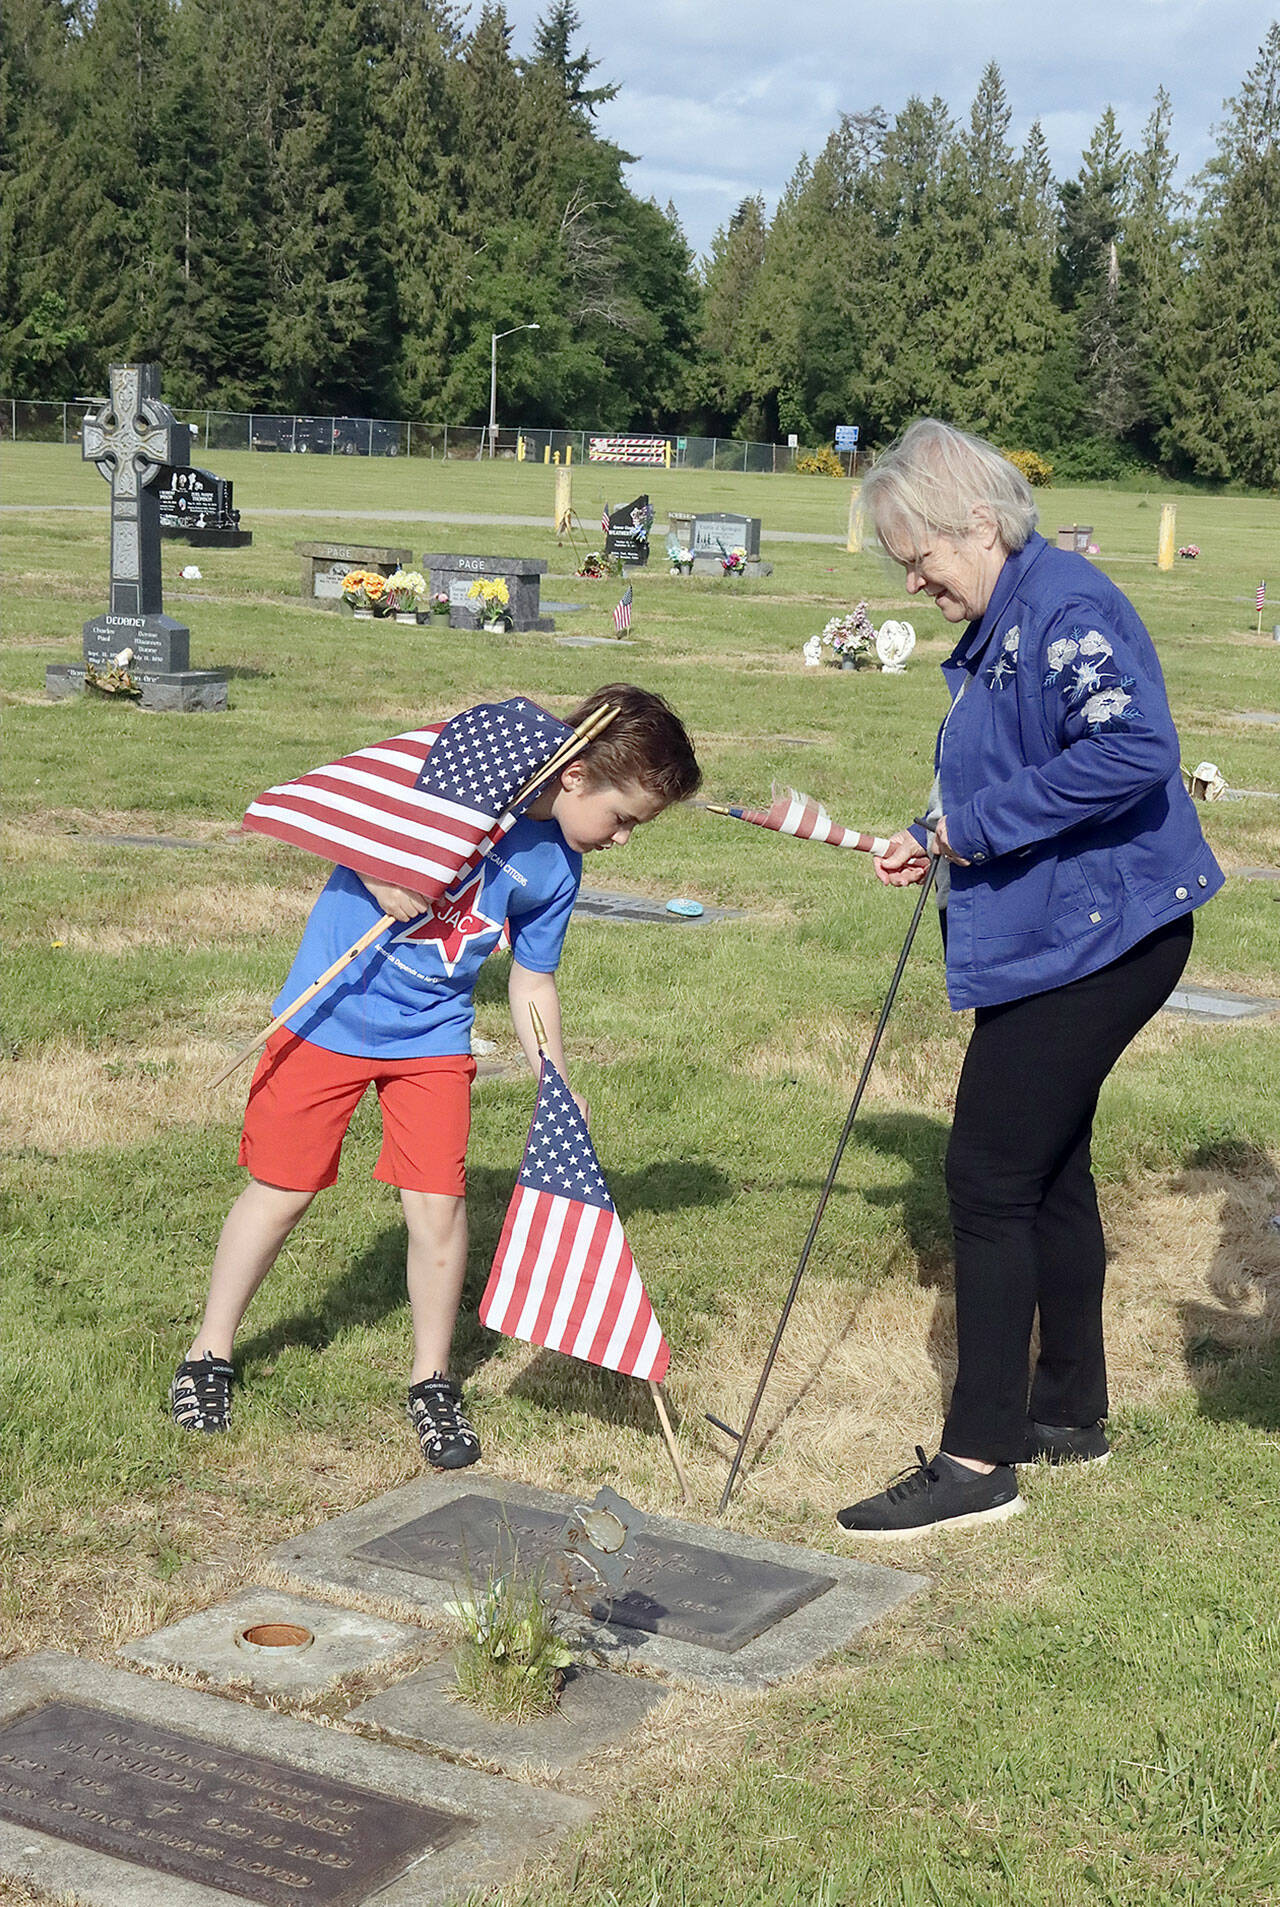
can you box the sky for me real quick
[498,0,1278,258]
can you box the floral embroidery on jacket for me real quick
[986,625,1020,689]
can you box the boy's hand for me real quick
[363,878,432,921]
[873,829,932,887]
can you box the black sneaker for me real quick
[1020,1421,1110,1467]
[836,1447,1022,1538]
[170,1352,234,1433]
[407,1375,481,1470]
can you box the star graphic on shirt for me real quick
[392,866,502,975]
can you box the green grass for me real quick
[2,446,1279,1905]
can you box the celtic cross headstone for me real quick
[47,362,228,710]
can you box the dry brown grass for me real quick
[0,1035,260,1151]
[38,879,314,954]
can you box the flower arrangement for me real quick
[1178,544,1200,560]
[666,535,693,574]
[385,568,427,615]
[342,569,388,613]
[468,576,511,628]
[577,550,622,579]
[720,546,748,575]
[810,601,877,667]
[432,591,450,615]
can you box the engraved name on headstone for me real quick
[353,1493,836,1653]
[0,1700,468,1907]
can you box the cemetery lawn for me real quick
[3,445,1279,1907]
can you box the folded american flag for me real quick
[480,1056,670,1382]
[242,698,572,895]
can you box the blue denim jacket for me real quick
[912,533,1222,1010]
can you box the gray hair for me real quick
[860,418,1038,559]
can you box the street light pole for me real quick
[488,323,540,457]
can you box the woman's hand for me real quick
[362,878,432,921]
[874,830,932,887]
[933,815,970,866]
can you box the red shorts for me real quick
[239,1031,476,1195]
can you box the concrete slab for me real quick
[0,1652,591,1907]
[350,1661,668,1780]
[270,1477,928,1692]
[574,888,744,926]
[120,1588,430,1700]
[1161,983,1280,1021]
[1229,867,1280,881]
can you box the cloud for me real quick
[499,0,1278,251]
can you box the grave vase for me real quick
[353,607,375,620]
[395,611,418,625]
[483,617,509,634]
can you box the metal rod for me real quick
[716,859,939,1516]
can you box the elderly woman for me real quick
[838,419,1222,1538]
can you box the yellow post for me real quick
[542,444,550,463]
[846,484,862,554]
[517,434,525,462]
[664,440,672,468]
[566,444,573,465]
[554,465,572,537]
[1157,503,1176,570]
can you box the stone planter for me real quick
[353,607,375,620]
[395,611,418,625]
[482,617,510,634]
[839,655,866,670]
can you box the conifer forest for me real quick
[2,4,1278,487]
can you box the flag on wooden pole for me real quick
[612,585,633,635]
[481,1055,669,1383]
[241,698,572,897]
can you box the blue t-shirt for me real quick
[274,818,582,1058]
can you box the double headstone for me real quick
[421,553,554,631]
[604,495,652,568]
[690,511,767,576]
[158,465,251,546]
[46,363,228,711]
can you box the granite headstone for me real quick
[46,363,228,711]
[421,553,554,632]
[158,464,251,546]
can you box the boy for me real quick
[171,684,700,1467]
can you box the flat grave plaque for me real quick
[353,1492,836,1653]
[0,1699,468,1907]
[574,888,742,925]
[1161,983,1280,1021]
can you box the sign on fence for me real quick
[834,425,860,450]
[589,435,671,467]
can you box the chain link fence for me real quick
[2,399,811,474]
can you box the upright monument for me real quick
[46,363,228,711]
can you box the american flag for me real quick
[713,784,890,856]
[612,586,633,635]
[241,699,572,896]
[1258,581,1267,613]
[480,1056,670,1382]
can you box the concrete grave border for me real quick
[269,1476,928,1692]
[0,1652,591,1907]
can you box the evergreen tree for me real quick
[1163,24,1280,486]
[696,196,768,429]
[530,0,617,119]
[1123,87,1185,458]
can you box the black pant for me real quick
[941,916,1193,1462]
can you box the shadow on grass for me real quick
[235,1157,734,1390]
[1175,1137,1280,1432]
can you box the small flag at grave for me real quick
[481,1053,670,1384]
[241,699,572,896]
[612,586,633,635]
[706,785,891,857]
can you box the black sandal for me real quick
[170,1352,234,1432]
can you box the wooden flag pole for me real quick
[209,912,395,1089]
[531,1002,690,1504]
[648,1379,692,1503]
[210,705,620,1090]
